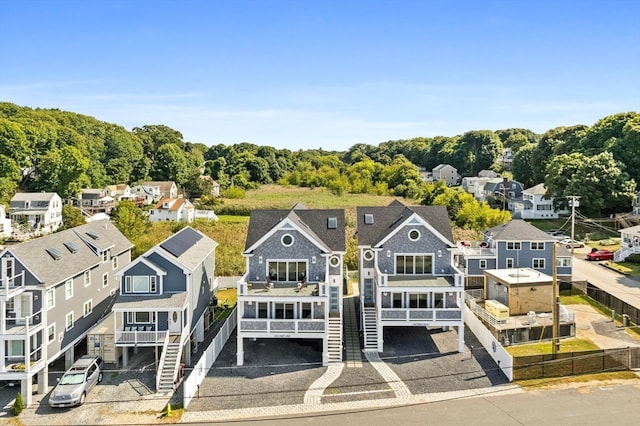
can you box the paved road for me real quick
[215,381,640,426]
[572,255,640,310]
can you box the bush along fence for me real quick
[513,347,640,380]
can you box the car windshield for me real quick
[59,372,85,385]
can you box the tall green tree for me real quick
[112,200,150,241]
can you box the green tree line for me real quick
[1,102,637,218]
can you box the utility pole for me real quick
[552,241,560,357]
[568,195,581,254]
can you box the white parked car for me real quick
[559,238,585,249]
[49,355,103,407]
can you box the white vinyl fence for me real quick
[183,307,237,408]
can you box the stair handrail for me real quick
[156,331,171,391]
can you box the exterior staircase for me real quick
[614,245,640,262]
[156,335,182,393]
[362,307,378,351]
[327,317,343,364]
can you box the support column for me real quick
[38,365,48,394]
[122,346,129,367]
[64,346,74,369]
[458,324,465,353]
[22,378,33,407]
[236,335,244,366]
[377,322,384,352]
[185,337,192,365]
[322,337,328,366]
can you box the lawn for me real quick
[505,338,600,357]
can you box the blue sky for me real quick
[1,0,639,150]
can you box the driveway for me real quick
[1,347,169,425]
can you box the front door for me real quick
[169,311,181,334]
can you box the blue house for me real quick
[113,227,218,392]
[457,220,572,289]
[356,201,465,353]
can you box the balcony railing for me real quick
[239,318,326,334]
[380,307,462,322]
[115,327,168,345]
[3,309,43,335]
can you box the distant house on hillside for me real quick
[149,198,194,223]
[0,205,12,239]
[512,183,568,219]
[132,181,178,205]
[432,164,460,186]
[9,192,62,234]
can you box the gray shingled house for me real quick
[0,220,132,406]
[356,201,465,353]
[236,203,346,366]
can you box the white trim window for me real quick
[532,258,545,269]
[556,258,571,267]
[84,270,91,287]
[65,279,73,300]
[530,242,544,250]
[125,276,157,293]
[479,259,487,269]
[126,312,154,324]
[48,324,56,343]
[267,261,306,282]
[102,273,109,288]
[395,255,433,275]
[65,311,74,331]
[507,242,521,250]
[112,256,118,270]
[83,299,93,317]
[506,258,514,268]
[281,234,294,247]
[102,250,109,263]
[46,288,55,310]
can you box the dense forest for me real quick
[1,102,638,218]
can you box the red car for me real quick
[586,249,615,261]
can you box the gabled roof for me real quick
[356,201,454,247]
[523,183,548,195]
[244,206,345,253]
[148,226,217,273]
[143,181,176,192]
[484,220,554,241]
[153,198,193,211]
[1,220,133,286]
[433,164,455,171]
[10,192,60,202]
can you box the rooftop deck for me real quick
[386,275,456,288]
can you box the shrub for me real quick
[626,254,640,264]
[223,186,246,199]
[13,392,24,416]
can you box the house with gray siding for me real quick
[457,219,572,289]
[236,203,345,366]
[112,226,218,392]
[0,220,132,406]
[356,201,465,353]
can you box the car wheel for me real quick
[595,257,600,261]
[566,245,571,249]
[79,392,86,406]
[98,372,103,383]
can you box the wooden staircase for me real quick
[157,335,182,393]
[362,307,378,351]
[327,317,343,364]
